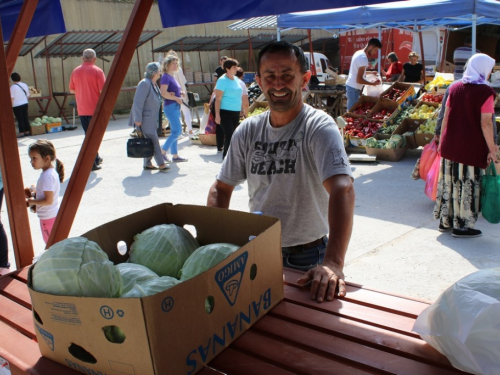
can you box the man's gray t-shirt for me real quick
[217,104,353,247]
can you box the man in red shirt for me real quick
[69,49,106,171]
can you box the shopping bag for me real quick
[424,154,440,201]
[205,113,217,135]
[126,127,154,158]
[200,111,209,134]
[419,140,438,180]
[413,268,500,375]
[481,161,500,224]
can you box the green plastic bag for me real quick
[481,162,500,224]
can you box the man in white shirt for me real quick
[10,72,30,138]
[345,38,382,111]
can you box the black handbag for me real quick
[127,128,154,158]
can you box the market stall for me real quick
[34,29,162,123]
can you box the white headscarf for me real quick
[462,53,495,85]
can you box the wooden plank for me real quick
[269,302,454,368]
[0,295,36,339]
[209,348,297,375]
[0,321,81,375]
[284,268,430,317]
[230,330,374,375]
[253,314,463,375]
[0,275,32,309]
[284,285,418,338]
[10,266,30,283]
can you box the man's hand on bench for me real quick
[297,260,346,303]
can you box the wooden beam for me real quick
[0,18,35,268]
[46,0,155,247]
[5,0,39,76]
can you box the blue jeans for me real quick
[282,237,327,271]
[162,103,182,155]
[346,85,362,112]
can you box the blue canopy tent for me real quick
[0,0,403,268]
[277,0,500,53]
[0,0,65,41]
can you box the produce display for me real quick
[366,134,405,149]
[425,75,453,92]
[31,115,62,127]
[29,86,41,95]
[247,82,262,104]
[389,105,414,127]
[409,104,440,120]
[345,119,382,139]
[420,93,444,104]
[376,124,399,135]
[32,224,241,299]
[416,118,437,134]
[369,108,395,121]
[248,106,268,117]
[349,101,375,115]
[381,87,406,101]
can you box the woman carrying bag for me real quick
[130,62,170,172]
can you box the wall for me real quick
[9,0,329,119]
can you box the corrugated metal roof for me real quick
[34,30,162,58]
[3,36,45,56]
[153,34,307,53]
[227,16,277,30]
[300,37,339,52]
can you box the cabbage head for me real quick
[121,276,179,298]
[116,263,158,296]
[179,243,240,281]
[129,224,199,277]
[32,237,122,298]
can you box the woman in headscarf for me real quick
[434,53,498,238]
[130,62,170,172]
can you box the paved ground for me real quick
[6,114,500,302]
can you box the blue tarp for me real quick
[157,0,401,28]
[277,0,500,32]
[0,0,66,42]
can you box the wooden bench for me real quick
[0,267,469,374]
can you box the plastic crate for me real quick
[243,72,256,84]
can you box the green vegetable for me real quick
[32,237,123,297]
[121,276,179,298]
[103,326,126,343]
[365,137,377,148]
[129,224,199,277]
[116,263,158,296]
[179,243,240,281]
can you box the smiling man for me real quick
[207,41,355,303]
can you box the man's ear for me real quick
[302,71,312,89]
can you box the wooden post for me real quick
[0,18,35,268]
[5,0,39,76]
[418,28,426,84]
[46,0,155,247]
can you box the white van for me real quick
[304,52,333,83]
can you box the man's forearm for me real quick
[324,178,355,267]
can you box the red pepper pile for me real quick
[369,108,395,120]
[420,93,444,104]
[345,118,382,139]
[381,87,405,101]
[350,101,375,115]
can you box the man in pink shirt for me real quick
[69,49,106,171]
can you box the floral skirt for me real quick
[433,158,485,229]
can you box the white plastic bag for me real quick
[364,73,384,97]
[413,268,500,375]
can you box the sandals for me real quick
[144,165,158,170]
[159,166,170,173]
[172,156,188,162]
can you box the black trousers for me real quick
[79,116,101,166]
[219,109,240,159]
[13,103,30,134]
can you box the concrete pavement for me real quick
[6,114,500,302]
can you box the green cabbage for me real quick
[179,243,240,281]
[129,224,199,277]
[116,263,158,296]
[121,276,179,298]
[365,137,377,148]
[32,237,122,297]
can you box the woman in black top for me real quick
[398,51,423,84]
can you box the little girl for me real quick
[26,140,64,244]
